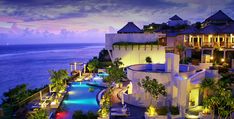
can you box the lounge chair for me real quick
[111,107,127,112]
[111,111,130,117]
[111,104,127,112]
[31,103,40,109]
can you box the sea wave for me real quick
[0,45,104,58]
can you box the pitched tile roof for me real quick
[222,23,234,33]
[200,25,222,34]
[180,26,200,34]
[167,32,178,37]
[117,22,142,33]
[169,15,183,21]
[204,10,233,22]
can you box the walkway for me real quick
[110,87,146,119]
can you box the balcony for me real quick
[202,42,213,48]
[184,42,193,48]
[185,41,234,49]
[227,42,234,49]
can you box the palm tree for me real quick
[176,44,186,63]
[49,69,69,93]
[138,76,167,116]
[87,58,99,74]
[200,78,215,98]
[105,65,126,88]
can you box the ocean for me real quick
[0,43,104,103]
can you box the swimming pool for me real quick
[58,82,103,119]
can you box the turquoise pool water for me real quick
[58,82,102,119]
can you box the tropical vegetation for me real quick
[98,58,125,117]
[49,69,69,93]
[1,84,46,119]
[87,57,100,73]
[145,56,152,63]
[104,58,126,85]
[27,108,48,119]
[201,73,234,118]
[72,110,97,119]
[138,76,167,116]
[200,78,215,98]
[176,44,186,63]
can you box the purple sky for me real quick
[0,0,233,44]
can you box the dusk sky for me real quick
[0,0,233,44]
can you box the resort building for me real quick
[124,53,218,116]
[105,22,166,67]
[105,10,231,117]
[169,10,234,65]
[167,15,190,27]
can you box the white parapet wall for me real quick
[105,33,159,50]
[125,64,196,110]
[112,45,166,67]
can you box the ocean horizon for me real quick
[0,43,104,103]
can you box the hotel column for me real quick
[201,49,204,63]
[197,35,200,47]
[183,35,186,46]
[210,35,213,47]
[74,62,77,71]
[211,49,214,57]
[83,64,86,73]
[224,35,227,48]
[223,50,226,60]
[202,35,204,47]
[189,35,192,46]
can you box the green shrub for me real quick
[87,111,98,119]
[145,56,152,63]
[72,110,87,119]
[157,106,168,115]
[170,106,179,115]
[27,109,48,119]
[72,110,97,119]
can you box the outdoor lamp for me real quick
[221,58,225,62]
[210,56,213,60]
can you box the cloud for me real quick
[0,0,232,24]
[0,0,187,21]
[0,0,233,44]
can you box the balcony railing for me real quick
[185,41,234,49]
[227,43,234,48]
[202,42,213,48]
